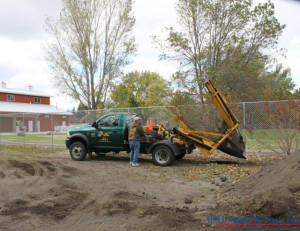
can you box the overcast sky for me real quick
[0,0,299,110]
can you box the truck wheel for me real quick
[176,153,186,160]
[70,142,87,161]
[152,145,175,166]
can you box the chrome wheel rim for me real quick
[155,149,169,164]
[72,145,83,158]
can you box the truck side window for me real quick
[125,114,135,127]
[98,115,119,127]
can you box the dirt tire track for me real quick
[37,160,57,174]
[0,159,88,222]
[29,188,87,221]
[0,171,5,179]
[8,159,35,176]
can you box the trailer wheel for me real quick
[70,142,87,161]
[152,145,175,166]
[176,153,186,160]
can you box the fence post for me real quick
[0,115,2,145]
[243,102,246,129]
[85,110,88,123]
[51,113,54,150]
[23,113,25,145]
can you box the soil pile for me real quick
[217,151,300,217]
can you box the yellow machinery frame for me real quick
[161,80,242,157]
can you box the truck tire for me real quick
[70,142,87,161]
[175,153,186,160]
[152,145,175,166]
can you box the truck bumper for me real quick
[65,139,70,149]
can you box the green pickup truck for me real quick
[66,82,246,166]
[66,113,189,166]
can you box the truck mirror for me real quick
[92,121,98,129]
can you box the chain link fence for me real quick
[0,100,299,152]
[239,100,300,154]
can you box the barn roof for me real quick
[0,87,53,97]
[0,101,72,115]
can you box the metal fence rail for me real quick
[0,100,299,152]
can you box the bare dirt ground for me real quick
[0,146,297,231]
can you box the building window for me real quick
[45,115,49,118]
[62,116,66,118]
[34,97,41,103]
[7,95,15,102]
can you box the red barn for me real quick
[0,82,72,133]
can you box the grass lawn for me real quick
[0,144,62,159]
[0,133,66,146]
[242,129,300,151]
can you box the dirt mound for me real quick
[217,151,300,217]
[146,206,197,229]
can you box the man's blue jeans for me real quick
[129,140,140,164]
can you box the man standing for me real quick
[129,117,145,166]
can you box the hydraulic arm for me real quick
[171,80,246,159]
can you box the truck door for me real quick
[93,114,123,151]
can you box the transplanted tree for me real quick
[45,0,136,109]
[111,71,172,121]
[293,88,300,99]
[263,64,295,100]
[111,71,172,107]
[154,0,294,102]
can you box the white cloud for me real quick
[127,54,177,80]
[126,0,178,79]
[272,0,300,87]
[0,0,299,112]
[257,0,300,87]
[0,0,61,40]
[0,36,75,109]
[0,37,50,87]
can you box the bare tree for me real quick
[45,0,136,109]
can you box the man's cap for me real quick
[134,116,142,121]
